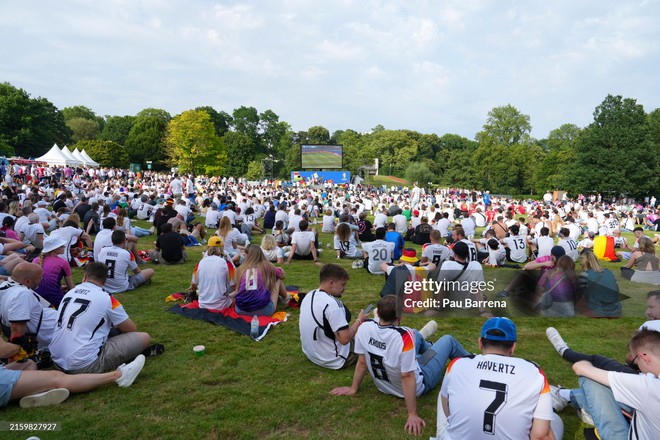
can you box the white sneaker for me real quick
[420,320,438,340]
[546,327,569,356]
[578,408,595,426]
[19,388,70,408]
[550,385,569,411]
[115,354,146,388]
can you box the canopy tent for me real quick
[72,148,90,166]
[80,149,99,167]
[35,144,71,166]
[61,146,83,166]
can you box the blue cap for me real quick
[481,317,517,342]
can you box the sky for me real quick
[1,0,658,140]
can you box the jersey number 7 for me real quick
[480,380,508,435]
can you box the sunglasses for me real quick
[627,353,641,371]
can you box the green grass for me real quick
[2,223,657,439]
[369,175,411,186]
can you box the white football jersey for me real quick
[422,243,452,267]
[354,320,424,398]
[503,235,527,263]
[441,354,553,440]
[98,246,137,293]
[362,240,395,274]
[49,281,129,370]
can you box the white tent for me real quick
[61,146,83,166]
[80,150,99,168]
[72,148,89,166]
[35,144,70,166]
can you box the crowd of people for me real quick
[0,162,659,438]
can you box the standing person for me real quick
[436,317,562,440]
[230,245,289,316]
[97,230,154,294]
[49,262,162,374]
[32,236,74,308]
[299,264,368,370]
[330,295,469,436]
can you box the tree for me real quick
[363,130,418,176]
[223,131,254,177]
[74,140,129,168]
[259,109,288,156]
[66,117,100,143]
[306,126,330,144]
[125,108,171,167]
[434,134,479,187]
[196,106,232,137]
[99,115,135,145]
[231,106,261,154]
[564,95,658,197]
[534,124,581,192]
[61,105,104,131]
[404,162,434,185]
[165,110,224,175]
[476,104,532,147]
[245,161,263,180]
[0,83,70,157]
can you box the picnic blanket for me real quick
[165,285,301,341]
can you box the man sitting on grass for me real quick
[49,262,163,375]
[97,230,154,294]
[299,264,368,370]
[330,294,469,436]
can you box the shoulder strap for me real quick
[449,262,469,282]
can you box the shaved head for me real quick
[11,262,43,289]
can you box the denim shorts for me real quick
[0,366,22,407]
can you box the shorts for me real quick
[127,272,147,290]
[0,366,22,407]
[235,301,275,317]
[63,333,145,374]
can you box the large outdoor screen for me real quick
[301,144,343,169]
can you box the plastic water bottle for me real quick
[250,315,259,338]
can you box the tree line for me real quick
[0,82,657,198]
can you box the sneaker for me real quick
[19,388,70,408]
[420,320,438,340]
[115,354,146,388]
[546,327,569,356]
[141,344,165,357]
[550,385,569,411]
[149,226,155,234]
[578,408,595,426]
[317,248,323,254]
[495,290,510,298]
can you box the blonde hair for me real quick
[234,245,277,294]
[579,251,603,272]
[638,236,654,254]
[260,234,276,251]
[218,216,232,238]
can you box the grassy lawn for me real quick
[2,222,657,440]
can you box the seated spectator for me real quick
[484,238,506,267]
[410,216,433,245]
[116,208,151,238]
[49,262,161,375]
[1,216,19,240]
[273,220,291,248]
[49,214,92,264]
[420,230,451,268]
[18,213,44,253]
[217,217,245,265]
[334,223,362,259]
[362,227,394,275]
[285,220,321,265]
[497,245,566,300]
[32,236,74,308]
[330,294,469,435]
[190,236,236,311]
[149,223,187,265]
[535,255,576,317]
[299,264,368,369]
[385,222,405,262]
[230,245,289,316]
[98,230,154,294]
[260,234,286,264]
[262,204,276,231]
[575,250,622,317]
[528,226,554,258]
[501,224,528,263]
[621,236,660,285]
[546,326,660,440]
[0,337,146,409]
[357,212,375,242]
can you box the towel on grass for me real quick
[167,300,288,341]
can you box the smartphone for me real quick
[363,304,374,315]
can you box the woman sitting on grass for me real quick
[621,236,660,285]
[260,234,287,264]
[115,208,152,238]
[575,250,622,317]
[31,236,74,308]
[230,246,289,316]
[216,216,244,265]
[535,255,576,317]
[334,222,362,259]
